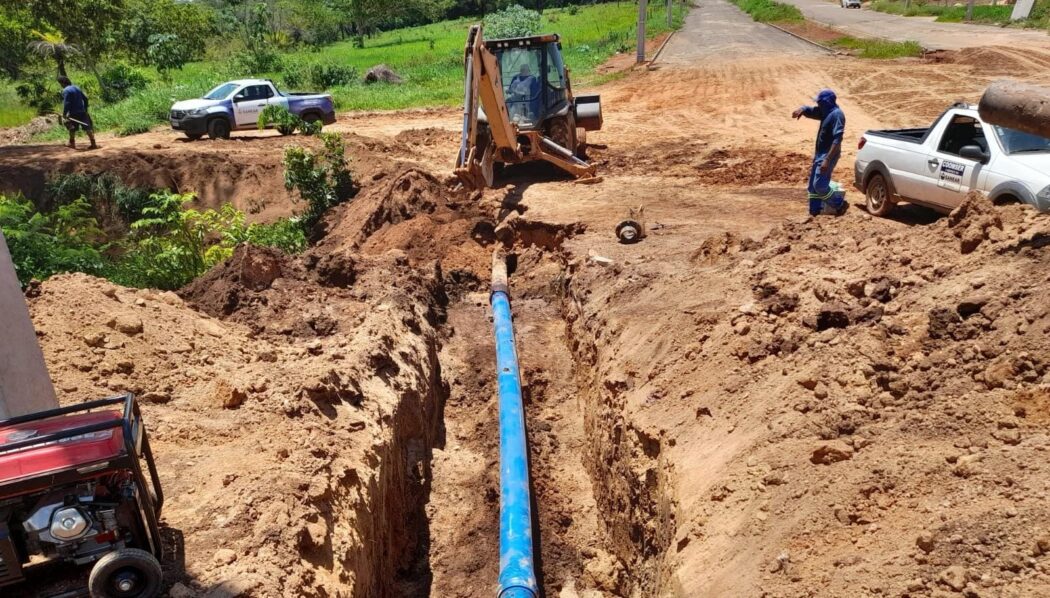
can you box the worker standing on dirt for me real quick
[792,89,845,216]
[58,76,98,150]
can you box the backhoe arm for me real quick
[456,24,519,189]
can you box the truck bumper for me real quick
[323,110,336,125]
[170,114,208,136]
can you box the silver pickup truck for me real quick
[854,103,1050,216]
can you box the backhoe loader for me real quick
[455,25,604,190]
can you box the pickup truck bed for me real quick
[855,104,1050,215]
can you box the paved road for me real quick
[779,0,1050,50]
[660,0,824,64]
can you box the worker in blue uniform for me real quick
[793,89,846,216]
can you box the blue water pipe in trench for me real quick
[490,251,539,598]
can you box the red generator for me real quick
[0,393,165,597]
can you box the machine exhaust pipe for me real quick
[490,251,539,598]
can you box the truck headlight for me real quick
[188,108,207,116]
[50,507,90,541]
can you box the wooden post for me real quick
[667,0,673,27]
[0,232,58,419]
[637,0,648,64]
[966,0,975,20]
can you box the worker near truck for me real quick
[58,76,97,150]
[793,89,845,216]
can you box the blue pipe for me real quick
[491,256,539,598]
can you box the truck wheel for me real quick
[865,173,897,217]
[184,133,203,141]
[207,118,231,140]
[302,113,323,133]
[88,548,163,598]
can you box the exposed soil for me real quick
[4,24,1050,598]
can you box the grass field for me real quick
[869,0,1050,27]
[0,2,684,136]
[830,36,923,58]
[729,0,805,22]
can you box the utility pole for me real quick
[637,0,648,64]
[965,0,975,20]
[0,232,58,419]
[667,0,673,27]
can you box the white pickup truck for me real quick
[854,103,1050,216]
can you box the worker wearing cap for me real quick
[58,76,97,150]
[793,89,845,216]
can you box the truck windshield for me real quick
[203,83,238,100]
[993,126,1050,154]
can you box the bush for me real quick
[258,104,302,135]
[484,5,543,38]
[15,79,58,116]
[0,194,105,285]
[283,133,355,231]
[283,61,357,90]
[233,48,283,75]
[731,0,804,22]
[99,62,150,103]
[147,33,193,78]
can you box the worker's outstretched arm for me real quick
[792,106,821,120]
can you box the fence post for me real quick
[637,0,648,64]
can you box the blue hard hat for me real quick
[815,89,837,104]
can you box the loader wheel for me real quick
[865,173,896,217]
[88,548,163,598]
[207,118,231,140]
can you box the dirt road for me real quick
[5,8,1050,598]
[660,0,826,64]
[780,0,1050,50]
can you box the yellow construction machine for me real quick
[454,25,604,190]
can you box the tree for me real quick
[27,30,78,78]
[0,6,34,79]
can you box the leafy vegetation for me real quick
[830,36,923,59]
[1,173,309,289]
[1,2,684,133]
[283,133,356,231]
[258,104,320,136]
[484,5,543,38]
[869,0,1050,27]
[729,0,804,23]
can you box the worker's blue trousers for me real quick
[807,154,841,215]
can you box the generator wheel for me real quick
[88,548,163,598]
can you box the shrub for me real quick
[258,104,302,135]
[15,79,58,116]
[484,5,543,38]
[731,0,804,22]
[0,194,105,285]
[99,62,149,103]
[283,133,355,231]
[233,48,283,75]
[147,33,193,78]
[306,63,357,89]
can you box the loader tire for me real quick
[865,173,896,217]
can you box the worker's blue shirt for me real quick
[61,85,87,115]
[802,104,845,159]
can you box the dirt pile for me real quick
[0,115,60,146]
[598,141,810,185]
[560,198,1050,596]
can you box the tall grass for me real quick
[729,0,805,23]
[831,36,923,59]
[870,0,1050,26]
[0,87,35,128]
[0,2,685,138]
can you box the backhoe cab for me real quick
[456,25,603,190]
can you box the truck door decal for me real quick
[938,160,965,192]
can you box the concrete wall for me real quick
[0,231,58,419]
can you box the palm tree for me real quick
[28,31,79,78]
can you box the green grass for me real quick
[0,2,686,139]
[830,36,924,58]
[869,0,1050,27]
[0,87,35,128]
[730,0,805,23]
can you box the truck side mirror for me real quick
[959,145,989,164]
